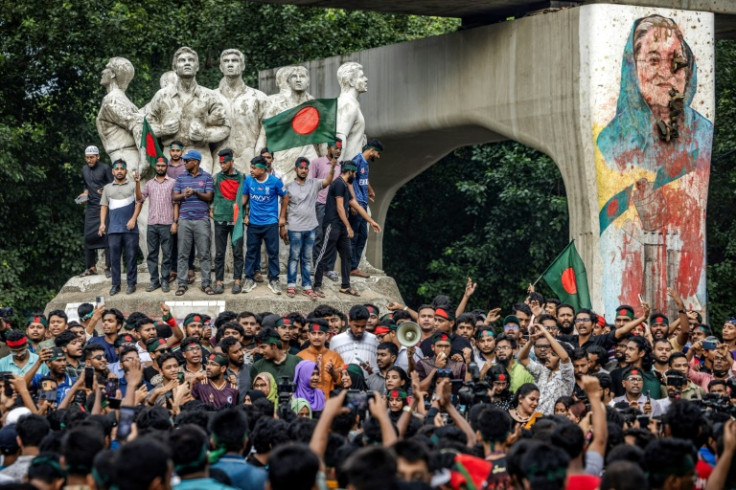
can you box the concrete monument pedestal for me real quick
[44,269,403,320]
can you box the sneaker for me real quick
[232,282,242,294]
[214,283,225,294]
[254,271,264,283]
[326,271,339,282]
[268,280,282,295]
[242,279,256,293]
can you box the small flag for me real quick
[140,117,165,170]
[542,241,592,311]
[262,98,337,152]
[231,178,245,245]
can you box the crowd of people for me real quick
[0,282,732,489]
[77,136,382,299]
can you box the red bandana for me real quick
[498,374,506,381]
[6,337,27,348]
[435,308,450,320]
[656,317,664,324]
[193,316,201,323]
[311,324,322,332]
[390,390,399,398]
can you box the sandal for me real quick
[303,289,318,301]
[201,286,215,296]
[312,287,326,298]
[187,271,196,284]
[339,287,360,297]
[79,268,97,278]
[175,286,188,296]
[286,286,296,298]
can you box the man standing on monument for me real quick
[98,159,142,296]
[96,57,142,173]
[213,49,268,172]
[308,138,342,280]
[166,140,194,285]
[78,146,112,278]
[313,161,381,297]
[349,140,383,278]
[242,156,288,295]
[282,156,336,298]
[212,148,245,295]
[173,150,214,296]
[146,47,230,175]
[336,62,368,165]
[135,156,176,293]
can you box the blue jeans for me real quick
[287,229,315,288]
[245,223,279,281]
[349,203,368,270]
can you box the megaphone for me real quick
[397,321,422,347]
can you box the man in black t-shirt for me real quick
[313,162,381,296]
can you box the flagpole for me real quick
[531,240,575,287]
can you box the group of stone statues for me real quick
[96,47,369,183]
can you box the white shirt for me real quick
[330,331,378,376]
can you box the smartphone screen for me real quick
[105,378,119,399]
[84,367,94,390]
[116,406,136,441]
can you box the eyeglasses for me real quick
[496,345,512,351]
[156,348,172,354]
[504,324,519,330]
[575,318,591,323]
[626,376,643,382]
[91,355,105,361]
[184,346,201,352]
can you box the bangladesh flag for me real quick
[231,178,245,245]
[542,240,591,310]
[262,98,337,152]
[140,117,165,170]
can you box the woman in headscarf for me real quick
[293,360,325,414]
[290,398,313,419]
[336,364,368,394]
[253,372,278,406]
[244,390,266,405]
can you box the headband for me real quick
[435,308,454,321]
[616,308,635,320]
[184,314,202,326]
[6,336,27,348]
[388,389,408,400]
[309,322,328,333]
[342,162,358,172]
[146,338,167,353]
[219,154,233,163]
[253,162,268,169]
[432,333,450,344]
[170,143,183,150]
[208,354,229,366]
[26,316,48,328]
[476,329,495,339]
[257,335,282,346]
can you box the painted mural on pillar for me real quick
[592,12,714,319]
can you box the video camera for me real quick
[457,362,491,407]
[277,376,296,420]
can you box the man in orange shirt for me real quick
[297,318,344,398]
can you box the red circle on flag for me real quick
[561,267,578,294]
[146,134,158,157]
[292,107,320,135]
[606,199,619,217]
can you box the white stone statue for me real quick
[145,47,230,174]
[257,65,319,183]
[212,49,268,174]
[142,71,177,115]
[336,62,368,161]
[96,57,143,172]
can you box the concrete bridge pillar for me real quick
[260,4,715,319]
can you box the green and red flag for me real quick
[542,240,591,311]
[231,178,245,245]
[140,117,165,170]
[262,98,337,152]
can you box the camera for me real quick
[344,389,375,416]
[277,376,296,420]
[457,362,491,406]
[0,308,13,319]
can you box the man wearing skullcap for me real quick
[78,145,112,278]
[296,319,344,398]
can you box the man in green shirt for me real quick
[494,334,534,393]
[211,148,245,294]
[249,328,301,383]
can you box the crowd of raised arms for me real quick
[0,279,733,490]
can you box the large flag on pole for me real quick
[140,117,165,170]
[542,241,592,311]
[262,98,337,152]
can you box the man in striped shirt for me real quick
[135,157,177,293]
[99,159,142,296]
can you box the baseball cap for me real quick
[182,149,202,161]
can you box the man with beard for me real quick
[687,343,734,391]
[297,319,344,399]
[367,342,397,395]
[658,369,687,412]
[349,140,383,278]
[78,145,112,278]
[558,305,648,351]
[571,348,590,401]
[250,328,301,381]
[518,326,575,414]
[135,156,177,293]
[90,308,124,363]
[652,338,673,379]
[166,141,193,284]
[309,138,343,279]
[28,348,73,405]
[54,331,85,379]
[364,304,379,333]
[312,162,381,296]
[83,344,108,381]
[1,331,49,378]
[129,317,158,366]
[212,148,245,294]
[611,336,662,398]
[493,334,533,393]
[219,336,251,403]
[329,305,378,375]
[475,328,496,378]
[180,313,213,351]
[237,312,259,363]
[192,354,238,408]
[609,367,664,416]
[556,304,576,335]
[274,317,300,355]
[99,159,142,295]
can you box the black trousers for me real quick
[313,223,351,289]
[147,224,172,285]
[214,222,244,282]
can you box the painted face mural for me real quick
[593,12,713,319]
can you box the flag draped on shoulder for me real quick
[262,98,337,152]
[542,241,592,311]
[140,117,165,170]
[231,178,245,245]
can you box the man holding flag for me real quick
[212,148,245,294]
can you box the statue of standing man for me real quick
[146,47,230,175]
[96,57,143,172]
[212,49,268,174]
[336,62,368,161]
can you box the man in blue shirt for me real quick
[349,139,383,278]
[209,407,267,490]
[173,150,215,296]
[30,348,74,405]
[242,155,287,295]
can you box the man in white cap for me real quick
[77,145,113,278]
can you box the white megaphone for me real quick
[397,321,422,347]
